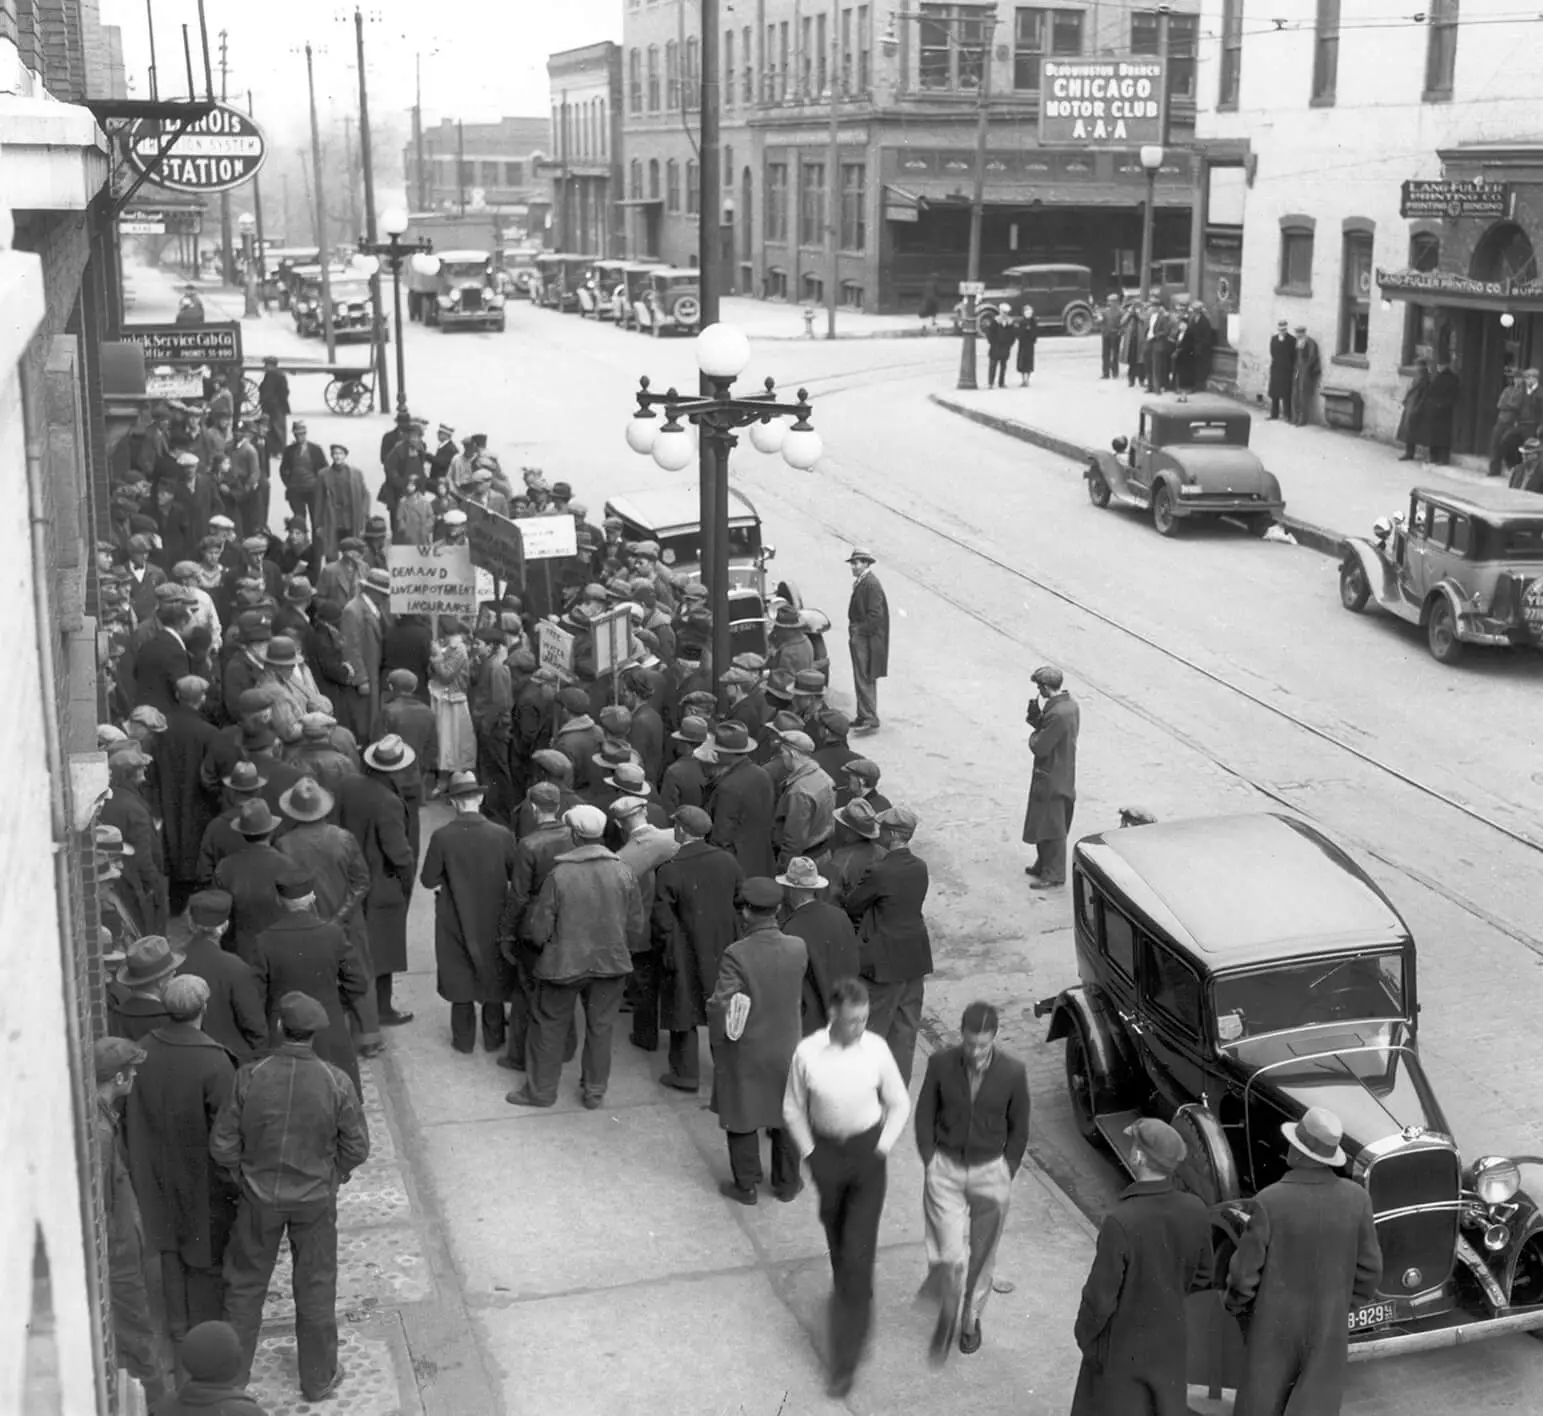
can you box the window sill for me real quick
[1274,285,1313,298]
[1331,353,1369,370]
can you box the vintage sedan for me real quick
[578,260,628,319]
[611,263,660,329]
[633,268,701,337]
[1085,397,1286,537]
[533,253,595,311]
[1036,811,1543,1358]
[1339,486,1543,665]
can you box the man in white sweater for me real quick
[783,975,910,1398]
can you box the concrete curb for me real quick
[930,392,1352,561]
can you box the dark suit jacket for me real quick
[846,573,890,678]
[133,626,191,714]
[781,898,859,1034]
[381,618,434,702]
[846,845,932,983]
[913,1044,1030,1172]
[214,841,293,964]
[109,992,174,1041]
[177,932,268,1060]
[126,561,166,623]
[252,910,369,1092]
[708,756,777,879]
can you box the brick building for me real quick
[1192,0,1543,450]
[403,116,552,243]
[3,0,149,1409]
[546,41,624,258]
[620,0,1196,309]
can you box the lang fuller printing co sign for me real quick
[1039,57,1164,147]
[126,101,267,195]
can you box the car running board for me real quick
[1094,1108,1144,1171]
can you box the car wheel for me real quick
[1087,468,1112,508]
[1064,1027,1103,1146]
[1063,305,1095,337]
[1339,558,1370,613]
[1152,485,1179,536]
[1427,597,1464,664]
[1246,514,1274,538]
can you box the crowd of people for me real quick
[1097,291,1220,398]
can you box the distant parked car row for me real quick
[526,253,701,337]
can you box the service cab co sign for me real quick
[126,102,268,195]
[1039,58,1164,147]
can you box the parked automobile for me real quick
[290,266,356,338]
[578,260,627,319]
[263,247,320,309]
[612,263,661,330]
[421,250,505,332]
[1084,396,1285,538]
[502,247,541,299]
[533,253,595,311]
[1035,810,1543,1359]
[953,263,1097,336]
[601,486,824,664]
[324,277,375,343]
[633,268,701,337]
[1339,486,1543,665]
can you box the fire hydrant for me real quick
[802,304,816,338]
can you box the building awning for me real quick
[1377,266,1543,312]
[0,95,109,211]
[886,176,1189,211]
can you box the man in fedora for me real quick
[158,676,240,911]
[109,935,186,1040]
[213,799,293,964]
[341,567,393,736]
[313,441,370,561]
[220,611,272,717]
[1225,1107,1382,1416]
[915,1001,1031,1363]
[773,729,836,869]
[660,716,712,812]
[265,634,330,746]
[707,721,777,878]
[821,797,888,916]
[845,549,888,735]
[102,743,169,934]
[768,602,816,678]
[720,664,768,740]
[212,990,368,1401]
[361,515,391,572]
[196,760,271,886]
[176,890,268,1061]
[778,856,859,1035]
[421,771,519,1054]
[1072,1117,1212,1413]
[1023,664,1079,890]
[847,805,932,1086]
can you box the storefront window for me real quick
[840,164,866,251]
[1402,233,1440,366]
[1338,227,1373,358]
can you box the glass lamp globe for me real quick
[411,252,440,278]
[353,253,380,278]
[625,409,659,455]
[696,322,752,379]
[652,422,694,472]
[237,211,255,234]
[381,207,409,238]
[748,418,787,455]
[1139,144,1165,172]
[781,424,823,470]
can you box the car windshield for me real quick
[655,522,759,569]
[1212,952,1407,1045]
[664,276,697,290]
[442,261,487,283]
[1495,522,1543,559]
[331,283,369,301]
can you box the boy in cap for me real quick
[157,1321,267,1416]
[1072,1117,1213,1413]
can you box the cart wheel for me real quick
[325,377,369,416]
[241,375,262,410]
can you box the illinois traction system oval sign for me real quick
[126,102,267,195]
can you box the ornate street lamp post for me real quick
[626,323,823,706]
[237,211,259,319]
[357,207,433,416]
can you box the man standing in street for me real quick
[1267,319,1296,421]
[1224,1107,1382,1416]
[157,674,238,916]
[708,876,808,1206]
[213,800,292,964]
[1290,324,1322,427]
[1098,292,1124,379]
[258,355,290,453]
[279,420,326,529]
[777,856,859,1036]
[914,1002,1031,1363]
[212,991,369,1402]
[420,770,518,1055]
[846,805,932,1086]
[783,976,911,1399]
[1023,664,1080,889]
[341,568,393,738]
[1071,1117,1214,1416]
[312,443,371,561]
[123,975,238,1346]
[109,935,184,1041]
[508,804,645,1110]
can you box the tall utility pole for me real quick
[456,118,466,215]
[414,53,427,211]
[699,0,730,700]
[218,30,234,285]
[353,5,390,412]
[305,43,337,361]
[248,90,269,309]
[298,151,316,242]
[342,116,362,239]
[824,0,840,338]
[1137,9,1171,300]
[956,17,995,391]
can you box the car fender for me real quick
[1497,1158,1543,1304]
[1045,986,1132,1102]
[1087,449,1137,501]
[1420,580,1464,628]
[1171,1102,1243,1205]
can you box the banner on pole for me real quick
[388,543,477,616]
[590,606,634,678]
[538,620,576,680]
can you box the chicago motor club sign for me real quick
[126,102,267,195]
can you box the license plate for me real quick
[1349,1301,1397,1332]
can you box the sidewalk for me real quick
[719,294,934,341]
[931,345,1501,557]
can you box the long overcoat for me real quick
[707,920,807,1132]
[1023,691,1080,843]
[100,783,168,935]
[251,909,369,1093]
[1071,1178,1214,1416]
[1225,1166,1382,1416]
[653,838,744,1032]
[340,591,388,733]
[213,841,293,965]
[312,460,371,559]
[336,772,416,975]
[847,570,890,680]
[781,898,860,1034]
[1267,333,1297,400]
[176,932,268,1061]
[420,812,518,1003]
[123,1022,237,1267]
[708,755,777,878]
[156,704,239,885]
[1396,368,1432,445]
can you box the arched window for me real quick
[630,159,643,201]
[666,159,681,213]
[648,158,661,201]
[666,41,680,110]
[647,46,661,111]
[628,50,642,115]
[686,159,699,215]
[1337,217,1374,359]
[598,98,607,157]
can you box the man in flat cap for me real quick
[1023,665,1080,890]
[279,419,326,528]
[847,805,932,1086]
[1072,1117,1213,1415]
[773,729,836,869]
[177,889,267,1060]
[212,990,369,1401]
[845,548,889,734]
[313,443,371,561]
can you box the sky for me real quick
[102,0,622,171]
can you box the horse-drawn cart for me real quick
[240,361,377,418]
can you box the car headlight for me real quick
[1473,1156,1521,1205]
[437,296,454,309]
[488,297,504,309]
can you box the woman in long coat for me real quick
[428,619,477,787]
[1015,308,1039,386]
[1397,359,1432,461]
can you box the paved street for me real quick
[158,267,1543,1412]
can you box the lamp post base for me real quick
[957,330,980,391]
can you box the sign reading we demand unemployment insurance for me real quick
[388,543,477,618]
[1039,57,1164,147]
